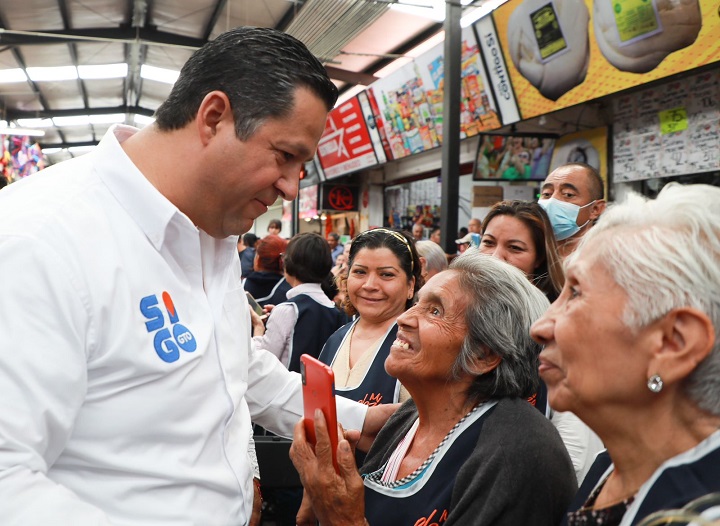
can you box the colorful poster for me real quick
[317,96,379,179]
[369,26,501,161]
[298,185,319,219]
[491,0,720,120]
[550,126,609,193]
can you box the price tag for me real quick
[659,107,688,135]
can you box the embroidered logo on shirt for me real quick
[140,291,197,363]
[414,508,448,526]
[358,392,383,406]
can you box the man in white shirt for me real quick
[0,27,389,525]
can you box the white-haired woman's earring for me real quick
[647,374,663,393]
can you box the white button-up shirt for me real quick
[0,125,365,525]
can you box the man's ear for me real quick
[648,307,715,386]
[196,90,233,146]
[589,200,606,222]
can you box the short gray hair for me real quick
[416,240,448,277]
[577,183,720,416]
[450,251,549,402]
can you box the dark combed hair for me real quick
[283,233,333,284]
[481,200,565,302]
[154,27,338,140]
[340,228,424,316]
[242,232,258,248]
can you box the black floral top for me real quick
[567,479,634,526]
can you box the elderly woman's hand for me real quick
[290,410,367,526]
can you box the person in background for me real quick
[320,228,423,409]
[415,239,448,282]
[267,218,282,237]
[429,227,441,245]
[455,232,472,254]
[411,222,425,242]
[532,183,720,526]
[251,233,347,372]
[478,200,603,484]
[327,231,344,264]
[480,200,564,302]
[239,232,258,280]
[244,234,291,308]
[291,254,577,526]
[539,162,606,259]
[467,217,482,234]
[0,26,391,525]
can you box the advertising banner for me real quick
[317,96,379,179]
[298,185,319,219]
[491,0,720,120]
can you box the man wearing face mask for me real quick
[538,163,606,259]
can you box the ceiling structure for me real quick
[0,0,501,164]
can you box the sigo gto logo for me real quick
[140,291,197,363]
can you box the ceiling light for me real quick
[134,114,156,126]
[0,68,28,83]
[17,118,53,128]
[461,0,510,27]
[41,148,63,155]
[68,145,95,154]
[78,63,128,80]
[53,115,90,126]
[26,66,79,82]
[140,65,179,85]
[88,113,126,124]
[0,126,46,137]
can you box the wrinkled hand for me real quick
[290,410,366,526]
[357,403,399,453]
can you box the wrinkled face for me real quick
[347,247,414,324]
[480,215,539,277]
[205,87,328,238]
[530,239,654,417]
[540,166,599,227]
[386,271,469,387]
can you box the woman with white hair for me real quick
[531,183,720,526]
[291,253,577,525]
[415,239,448,282]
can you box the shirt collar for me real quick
[93,124,194,251]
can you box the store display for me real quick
[613,69,719,182]
[474,133,557,180]
[507,0,590,101]
[593,0,702,73]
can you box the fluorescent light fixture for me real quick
[26,66,78,82]
[0,68,28,83]
[78,63,128,80]
[42,148,63,155]
[17,118,53,128]
[53,115,90,126]
[461,0,509,27]
[140,64,179,85]
[0,127,45,137]
[134,114,156,126]
[335,85,367,107]
[390,0,445,22]
[88,113,126,124]
[68,145,95,154]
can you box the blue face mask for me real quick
[539,198,595,241]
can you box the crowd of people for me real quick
[0,25,718,526]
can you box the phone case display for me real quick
[613,69,719,182]
[487,0,719,120]
[369,26,501,161]
[384,177,441,231]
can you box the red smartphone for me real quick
[300,354,339,472]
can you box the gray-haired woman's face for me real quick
[385,271,476,390]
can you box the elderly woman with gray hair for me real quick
[531,183,720,526]
[290,253,577,525]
